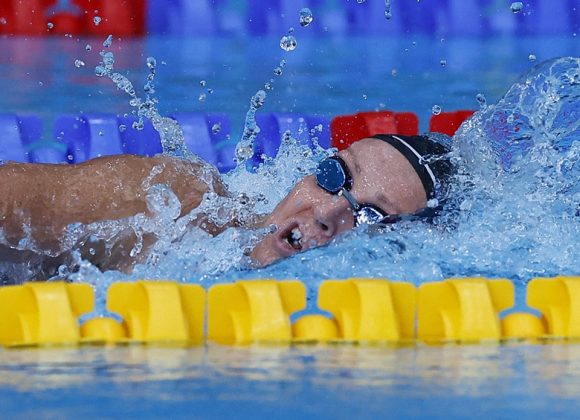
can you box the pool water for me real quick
[2,343,580,419]
[0,29,579,418]
[1,35,578,134]
[2,35,579,287]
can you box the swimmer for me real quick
[251,134,454,265]
[0,133,454,281]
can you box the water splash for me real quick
[235,90,267,164]
[3,35,578,312]
[216,57,580,291]
[93,36,199,162]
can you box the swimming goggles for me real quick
[315,156,402,226]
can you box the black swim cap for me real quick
[371,134,455,203]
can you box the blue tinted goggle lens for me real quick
[315,157,348,193]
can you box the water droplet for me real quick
[279,59,287,67]
[510,2,523,13]
[94,65,106,76]
[103,34,113,48]
[362,94,368,100]
[118,124,126,132]
[280,35,297,52]
[0,17,6,25]
[251,90,267,108]
[146,57,156,69]
[74,59,85,68]
[476,93,487,108]
[299,8,313,27]
[431,105,442,115]
[93,16,101,26]
[384,0,392,19]
[528,54,536,61]
[38,81,43,86]
[264,82,273,90]
[89,247,96,256]
[273,67,283,76]
[67,154,74,162]
[198,93,206,102]
[440,59,447,67]
[200,80,207,87]
[236,145,254,161]
[98,131,104,136]
[207,88,214,94]
[47,22,54,29]
[211,123,221,134]
[391,68,398,76]
[356,0,366,3]
[85,44,92,51]
[288,27,294,34]
[427,198,439,208]
[111,73,135,96]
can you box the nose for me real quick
[312,192,355,238]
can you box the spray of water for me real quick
[95,37,201,162]
[243,57,580,293]
[1,25,578,320]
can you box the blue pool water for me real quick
[1,35,578,134]
[2,343,580,419]
[0,28,579,418]
[1,35,579,287]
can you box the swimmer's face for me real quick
[251,137,428,266]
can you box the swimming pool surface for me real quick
[1,35,578,135]
[1,30,579,418]
[2,343,580,419]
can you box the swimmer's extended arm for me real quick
[0,154,230,254]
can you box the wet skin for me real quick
[0,154,230,276]
[250,137,428,266]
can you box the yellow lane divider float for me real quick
[0,276,578,348]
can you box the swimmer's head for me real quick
[251,134,455,266]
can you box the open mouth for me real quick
[285,226,303,251]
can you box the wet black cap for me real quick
[371,134,455,203]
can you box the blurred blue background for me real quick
[146,0,579,36]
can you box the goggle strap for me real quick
[339,189,360,211]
